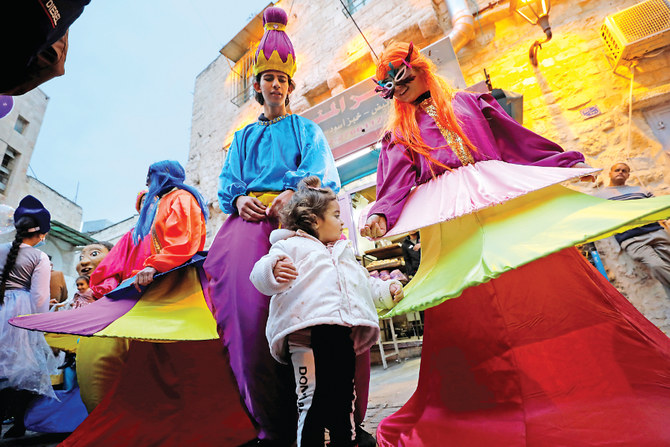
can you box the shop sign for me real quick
[579,105,601,120]
[302,79,390,152]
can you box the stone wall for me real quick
[25,176,83,230]
[89,215,137,245]
[458,0,670,194]
[455,0,670,333]
[595,236,670,336]
[0,88,49,207]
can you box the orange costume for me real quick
[76,189,204,411]
[58,187,254,446]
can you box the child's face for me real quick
[315,200,343,244]
[76,279,89,293]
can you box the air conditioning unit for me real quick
[600,0,670,70]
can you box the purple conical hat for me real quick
[252,6,296,78]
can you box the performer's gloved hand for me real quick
[236,196,267,222]
[361,214,387,238]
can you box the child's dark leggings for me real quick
[288,325,357,447]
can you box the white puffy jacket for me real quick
[250,229,401,364]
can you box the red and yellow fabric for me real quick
[88,266,218,341]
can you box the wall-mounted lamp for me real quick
[510,0,552,66]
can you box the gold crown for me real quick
[253,50,296,78]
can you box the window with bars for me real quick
[342,0,372,16]
[0,147,18,193]
[230,46,257,107]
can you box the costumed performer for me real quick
[204,7,375,447]
[0,195,59,439]
[361,42,670,446]
[11,161,256,446]
[250,176,404,447]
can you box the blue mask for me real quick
[34,238,46,248]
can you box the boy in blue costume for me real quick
[204,6,374,447]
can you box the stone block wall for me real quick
[0,88,49,207]
[595,236,670,336]
[25,176,83,230]
[458,0,670,194]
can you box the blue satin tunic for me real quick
[218,114,341,214]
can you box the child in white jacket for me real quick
[250,176,403,447]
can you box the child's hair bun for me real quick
[298,175,322,190]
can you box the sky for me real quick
[29,0,272,226]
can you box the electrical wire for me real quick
[337,0,379,61]
[625,61,647,189]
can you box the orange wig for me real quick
[376,42,476,169]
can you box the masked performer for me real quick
[361,42,670,446]
[0,196,59,439]
[12,161,255,446]
[204,7,374,446]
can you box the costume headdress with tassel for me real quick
[252,7,296,78]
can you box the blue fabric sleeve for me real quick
[282,118,341,193]
[218,135,248,214]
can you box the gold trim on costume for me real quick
[264,22,286,31]
[257,114,291,126]
[419,98,475,166]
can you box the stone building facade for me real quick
[186,0,670,332]
[1,91,97,287]
[0,89,49,206]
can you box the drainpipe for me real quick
[445,0,475,52]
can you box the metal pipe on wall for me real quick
[445,0,476,52]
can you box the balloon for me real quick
[0,96,14,120]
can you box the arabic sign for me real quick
[302,37,465,156]
[302,81,390,155]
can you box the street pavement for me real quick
[0,357,421,446]
[363,357,421,439]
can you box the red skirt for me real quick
[59,340,256,447]
[377,248,670,446]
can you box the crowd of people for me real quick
[2,5,670,447]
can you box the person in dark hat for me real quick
[0,195,58,439]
